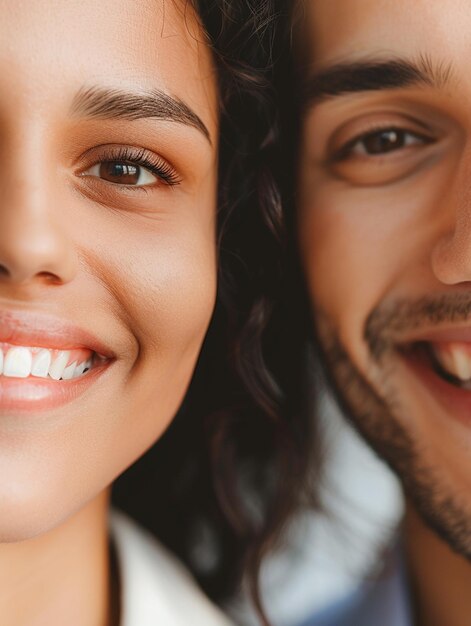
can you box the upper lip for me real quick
[397,324,471,347]
[0,309,115,358]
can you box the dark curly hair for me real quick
[112,2,316,624]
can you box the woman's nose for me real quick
[0,178,77,288]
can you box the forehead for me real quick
[0,0,217,132]
[304,0,471,68]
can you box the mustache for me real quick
[365,293,471,361]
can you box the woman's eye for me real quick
[83,161,158,186]
[340,128,430,159]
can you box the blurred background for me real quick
[231,389,404,626]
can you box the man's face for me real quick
[298,0,471,556]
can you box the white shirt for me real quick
[110,510,235,626]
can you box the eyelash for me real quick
[89,146,182,187]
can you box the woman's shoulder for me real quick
[110,509,235,626]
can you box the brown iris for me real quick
[361,129,404,154]
[99,161,140,184]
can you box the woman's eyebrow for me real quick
[301,55,455,110]
[70,85,211,143]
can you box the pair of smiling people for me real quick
[1,1,471,626]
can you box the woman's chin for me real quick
[0,480,109,544]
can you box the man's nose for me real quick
[0,174,77,288]
[431,163,471,286]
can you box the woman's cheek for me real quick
[102,218,217,384]
[74,221,218,499]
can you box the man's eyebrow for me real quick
[302,56,454,108]
[71,85,211,143]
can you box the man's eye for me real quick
[83,161,158,186]
[339,128,430,159]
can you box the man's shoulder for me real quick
[298,586,374,626]
[297,545,412,626]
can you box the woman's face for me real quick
[0,0,218,540]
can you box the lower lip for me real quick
[0,363,110,414]
[402,346,471,427]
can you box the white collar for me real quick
[110,510,235,626]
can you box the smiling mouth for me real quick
[404,341,471,390]
[0,310,116,415]
[429,342,471,389]
[397,337,471,426]
[0,343,108,381]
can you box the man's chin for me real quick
[318,322,471,565]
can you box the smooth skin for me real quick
[0,1,218,625]
[298,2,471,625]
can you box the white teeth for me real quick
[451,348,471,381]
[31,349,52,378]
[437,350,455,375]
[62,361,77,380]
[434,344,471,382]
[4,347,33,378]
[48,351,70,381]
[73,362,87,378]
[0,346,97,380]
